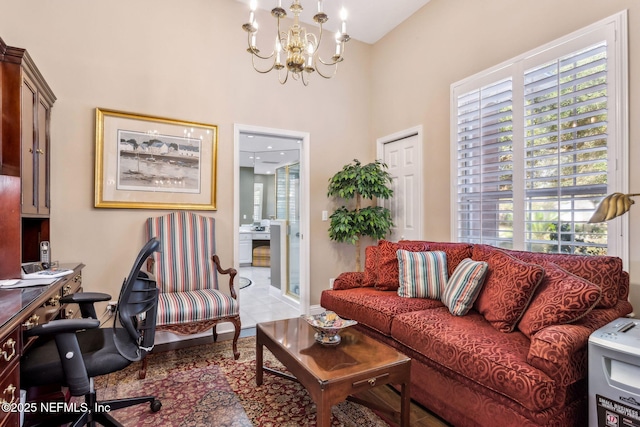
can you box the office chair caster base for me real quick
[151,399,162,412]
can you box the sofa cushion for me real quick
[442,258,488,315]
[391,308,556,412]
[397,250,448,299]
[473,247,545,332]
[362,246,379,287]
[500,247,622,309]
[320,288,443,335]
[375,240,429,291]
[518,262,602,338]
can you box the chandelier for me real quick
[242,0,350,85]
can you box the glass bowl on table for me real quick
[302,311,357,346]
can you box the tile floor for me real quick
[238,266,300,329]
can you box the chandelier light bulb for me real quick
[306,43,314,67]
[248,0,257,27]
[275,37,282,65]
[340,8,347,34]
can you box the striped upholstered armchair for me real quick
[143,212,240,372]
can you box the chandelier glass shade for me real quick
[242,0,350,85]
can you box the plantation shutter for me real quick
[523,42,608,253]
[455,78,514,247]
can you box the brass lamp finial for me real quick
[588,193,639,223]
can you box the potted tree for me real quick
[327,159,394,271]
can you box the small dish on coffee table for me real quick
[302,311,357,346]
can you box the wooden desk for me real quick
[0,263,84,427]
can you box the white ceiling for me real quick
[235,0,431,44]
[240,133,301,174]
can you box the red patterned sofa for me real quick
[320,241,633,427]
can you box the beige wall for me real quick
[371,0,640,313]
[0,0,372,307]
[1,0,638,314]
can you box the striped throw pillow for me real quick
[397,250,448,299]
[442,258,488,316]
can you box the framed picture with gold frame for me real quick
[94,108,217,210]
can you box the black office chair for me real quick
[21,238,162,427]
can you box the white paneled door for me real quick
[382,133,423,241]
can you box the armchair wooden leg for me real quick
[212,324,218,342]
[231,316,241,360]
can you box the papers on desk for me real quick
[21,269,73,280]
[0,278,57,288]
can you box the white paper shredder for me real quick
[589,318,640,427]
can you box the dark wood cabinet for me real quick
[0,176,20,279]
[0,37,56,270]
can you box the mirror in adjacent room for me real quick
[253,182,263,223]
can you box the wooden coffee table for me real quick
[256,317,411,427]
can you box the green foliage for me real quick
[327,159,394,251]
[328,206,394,244]
[327,159,393,200]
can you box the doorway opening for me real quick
[234,124,310,329]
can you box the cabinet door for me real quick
[37,98,50,215]
[21,77,38,215]
[239,235,252,264]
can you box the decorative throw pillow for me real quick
[375,240,429,291]
[500,247,622,309]
[473,249,545,332]
[517,262,602,337]
[442,258,488,316]
[397,250,448,299]
[362,245,379,287]
[332,272,365,290]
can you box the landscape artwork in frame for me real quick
[95,108,217,210]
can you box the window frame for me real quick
[450,11,629,265]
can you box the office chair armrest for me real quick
[23,318,100,338]
[212,254,238,299]
[60,292,111,319]
[60,292,111,305]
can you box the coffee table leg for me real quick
[317,394,332,427]
[400,380,410,427]
[256,334,264,386]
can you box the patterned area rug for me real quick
[93,336,390,426]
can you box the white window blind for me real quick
[456,79,514,247]
[523,43,608,254]
[451,12,627,257]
